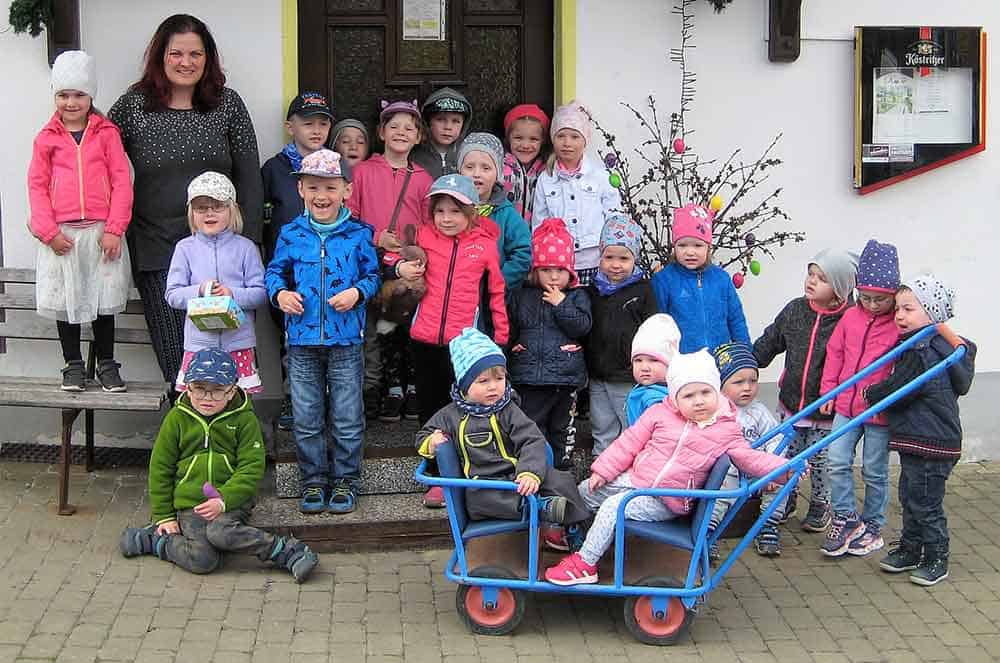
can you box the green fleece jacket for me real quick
[148,389,265,525]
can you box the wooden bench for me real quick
[0,267,169,515]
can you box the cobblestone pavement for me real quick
[2,460,1000,662]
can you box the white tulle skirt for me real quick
[35,221,132,324]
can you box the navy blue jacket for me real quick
[261,152,304,261]
[866,329,976,459]
[265,213,380,346]
[651,263,750,354]
[507,287,591,388]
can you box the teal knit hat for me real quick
[449,328,506,392]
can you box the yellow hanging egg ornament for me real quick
[709,195,723,212]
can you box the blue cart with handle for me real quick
[415,323,969,645]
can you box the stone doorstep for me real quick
[274,455,424,497]
[249,491,451,552]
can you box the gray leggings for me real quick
[162,505,277,575]
[576,473,676,566]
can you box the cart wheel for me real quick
[456,566,526,636]
[623,576,692,646]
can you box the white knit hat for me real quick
[51,50,97,98]
[667,349,721,403]
[631,314,681,365]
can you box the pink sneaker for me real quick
[422,486,446,508]
[544,552,599,586]
[543,526,569,551]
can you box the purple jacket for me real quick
[165,229,268,352]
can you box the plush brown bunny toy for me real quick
[377,224,427,325]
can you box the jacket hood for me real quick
[487,183,512,208]
[41,110,117,136]
[935,334,977,396]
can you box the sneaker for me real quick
[543,526,569,551]
[422,486,446,508]
[801,502,832,533]
[278,395,294,431]
[545,552,599,586]
[821,514,865,557]
[755,524,782,557]
[363,389,380,420]
[538,496,568,524]
[778,493,796,525]
[880,542,922,573]
[328,481,357,514]
[847,524,885,556]
[910,557,949,586]
[269,536,319,584]
[403,390,420,420]
[299,487,326,514]
[379,393,404,422]
[61,360,86,392]
[96,359,127,392]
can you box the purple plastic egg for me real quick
[203,482,221,499]
[604,152,618,169]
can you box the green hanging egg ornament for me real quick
[609,171,622,188]
[749,260,761,276]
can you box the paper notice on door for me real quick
[403,0,446,41]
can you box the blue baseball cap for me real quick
[183,348,238,386]
[426,174,478,206]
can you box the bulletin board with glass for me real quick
[854,26,987,195]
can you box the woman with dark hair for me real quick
[109,14,264,396]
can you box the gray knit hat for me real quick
[810,249,859,303]
[331,119,369,145]
[903,274,955,323]
[458,132,504,176]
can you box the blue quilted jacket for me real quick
[651,262,750,354]
[265,213,380,346]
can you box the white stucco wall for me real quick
[576,0,997,373]
[0,0,286,392]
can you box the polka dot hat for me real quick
[857,239,900,293]
[903,274,955,324]
[531,218,579,287]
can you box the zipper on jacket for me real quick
[320,237,327,342]
[213,236,223,349]
[846,316,874,417]
[75,126,87,220]
[798,312,824,412]
[652,422,691,487]
[696,270,707,349]
[437,238,460,345]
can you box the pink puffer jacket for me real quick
[820,304,899,424]
[590,397,789,515]
[27,112,133,244]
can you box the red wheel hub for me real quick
[633,596,686,636]
[464,587,517,627]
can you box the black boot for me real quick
[120,525,167,559]
[910,547,948,586]
[879,540,922,573]
[269,536,319,583]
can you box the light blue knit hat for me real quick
[599,213,643,259]
[449,328,506,392]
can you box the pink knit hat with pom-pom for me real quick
[531,218,578,287]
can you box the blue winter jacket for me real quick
[507,287,591,388]
[265,212,380,346]
[625,383,669,426]
[485,185,532,289]
[651,263,750,354]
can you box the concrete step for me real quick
[274,455,424,497]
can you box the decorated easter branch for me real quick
[592,0,804,288]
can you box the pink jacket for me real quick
[27,112,133,244]
[820,304,899,424]
[591,397,788,515]
[346,154,433,245]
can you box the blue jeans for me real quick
[828,414,890,527]
[288,344,364,489]
[899,453,957,557]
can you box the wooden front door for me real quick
[297,0,554,137]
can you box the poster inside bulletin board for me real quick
[854,26,986,195]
